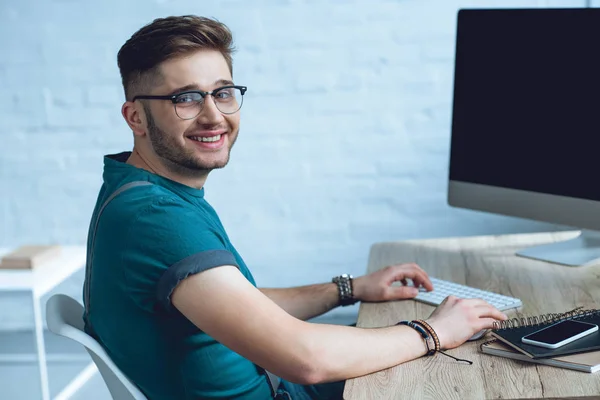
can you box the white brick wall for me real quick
[0,0,583,330]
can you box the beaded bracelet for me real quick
[396,320,436,356]
[413,319,440,352]
[398,319,473,365]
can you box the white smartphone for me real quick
[521,319,598,349]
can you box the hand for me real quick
[425,295,508,349]
[352,263,434,303]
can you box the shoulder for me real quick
[103,181,228,257]
[97,180,226,253]
[102,181,200,227]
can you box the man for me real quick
[83,15,507,400]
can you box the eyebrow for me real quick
[167,79,235,96]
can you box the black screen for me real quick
[524,320,596,344]
[449,9,600,202]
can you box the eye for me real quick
[215,89,234,99]
[175,93,202,104]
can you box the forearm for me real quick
[260,283,339,321]
[172,265,429,385]
[298,322,428,384]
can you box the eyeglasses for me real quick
[133,85,247,120]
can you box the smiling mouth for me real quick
[189,134,222,143]
[187,133,227,149]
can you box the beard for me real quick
[144,104,236,177]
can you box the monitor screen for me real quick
[449,8,600,203]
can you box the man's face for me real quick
[142,50,240,175]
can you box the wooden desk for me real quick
[344,231,600,399]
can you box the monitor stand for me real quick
[516,230,600,267]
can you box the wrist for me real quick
[398,320,474,365]
[414,319,441,352]
[396,320,435,357]
[421,319,444,349]
[331,274,359,306]
[351,276,364,301]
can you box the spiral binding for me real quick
[480,338,499,350]
[492,306,600,330]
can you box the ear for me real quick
[122,101,147,138]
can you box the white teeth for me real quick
[191,134,222,143]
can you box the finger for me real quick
[463,297,490,304]
[475,305,509,321]
[458,299,508,320]
[390,285,419,299]
[469,299,509,315]
[400,262,427,275]
[412,274,434,292]
[387,263,424,279]
[390,268,433,292]
[400,278,408,286]
[459,297,495,307]
[401,264,434,291]
[445,295,461,305]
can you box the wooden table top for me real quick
[344,231,600,399]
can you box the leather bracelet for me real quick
[398,319,474,364]
[414,319,441,352]
[413,319,475,364]
[396,320,436,356]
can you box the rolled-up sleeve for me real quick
[156,249,239,312]
[121,196,240,314]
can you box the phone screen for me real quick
[523,320,595,345]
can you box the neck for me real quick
[126,147,208,190]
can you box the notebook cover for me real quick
[490,312,600,359]
[480,340,600,373]
[0,245,62,269]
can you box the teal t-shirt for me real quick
[83,152,274,399]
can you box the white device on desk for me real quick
[412,277,523,341]
[521,320,598,349]
[414,277,523,311]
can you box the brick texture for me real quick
[0,0,580,330]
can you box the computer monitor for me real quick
[448,8,600,267]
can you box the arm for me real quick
[260,263,437,321]
[172,265,507,385]
[259,283,339,321]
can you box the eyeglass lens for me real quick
[174,87,244,119]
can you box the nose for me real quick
[196,95,225,125]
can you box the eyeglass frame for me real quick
[132,85,248,119]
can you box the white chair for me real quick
[46,294,147,400]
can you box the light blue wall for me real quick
[0,0,583,330]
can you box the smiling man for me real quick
[82,15,507,400]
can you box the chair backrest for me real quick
[46,294,147,400]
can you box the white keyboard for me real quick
[414,277,522,311]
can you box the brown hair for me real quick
[117,15,235,101]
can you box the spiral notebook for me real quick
[490,307,600,359]
[480,339,600,373]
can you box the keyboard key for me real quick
[414,277,522,311]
